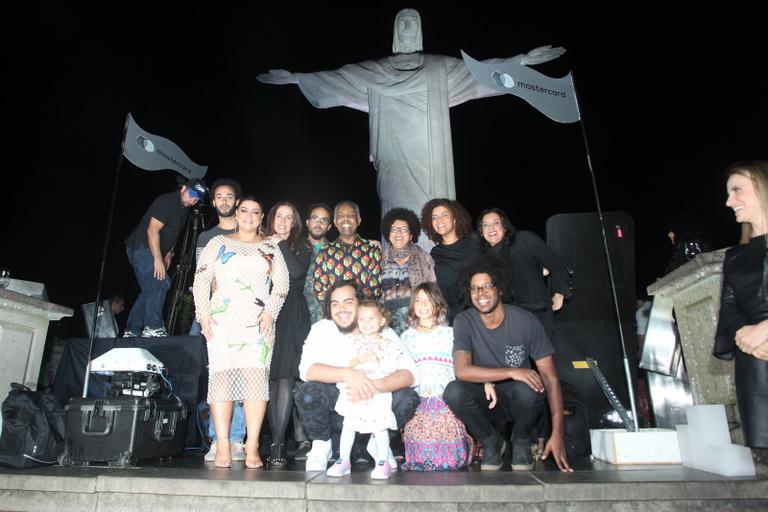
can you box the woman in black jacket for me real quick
[715,161,768,449]
[477,207,570,338]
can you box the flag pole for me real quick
[571,72,639,431]
[82,114,130,398]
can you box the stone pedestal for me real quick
[0,288,72,392]
[646,250,740,439]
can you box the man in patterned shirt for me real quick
[312,200,382,302]
[444,258,572,473]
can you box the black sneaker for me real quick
[480,435,507,471]
[294,440,311,461]
[511,440,534,470]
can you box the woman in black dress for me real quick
[477,208,570,339]
[421,199,479,323]
[715,160,768,449]
[266,201,312,465]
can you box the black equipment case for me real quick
[59,396,187,467]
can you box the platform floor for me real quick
[1,454,767,512]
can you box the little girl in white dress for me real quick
[328,301,402,479]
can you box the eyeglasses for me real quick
[389,226,410,233]
[309,215,331,225]
[469,283,496,295]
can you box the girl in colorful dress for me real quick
[328,301,402,479]
[401,282,477,471]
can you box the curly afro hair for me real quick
[420,198,473,243]
[381,207,421,244]
[458,255,515,308]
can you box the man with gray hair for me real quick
[312,200,382,303]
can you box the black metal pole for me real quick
[82,116,129,398]
[571,73,638,431]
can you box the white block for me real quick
[685,404,731,446]
[590,428,681,464]
[676,405,756,477]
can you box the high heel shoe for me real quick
[245,440,263,469]
[269,442,287,468]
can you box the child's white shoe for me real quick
[366,437,397,472]
[370,459,392,480]
[326,458,352,477]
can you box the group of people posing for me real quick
[178,177,574,477]
[125,159,768,478]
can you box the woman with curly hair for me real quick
[421,198,480,323]
[380,207,436,334]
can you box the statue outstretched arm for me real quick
[256,69,299,85]
[517,45,566,66]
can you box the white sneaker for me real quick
[325,458,351,477]
[231,442,246,461]
[141,326,168,338]
[204,442,217,462]
[370,460,392,480]
[305,440,332,472]
[366,436,397,472]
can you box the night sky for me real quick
[5,3,767,332]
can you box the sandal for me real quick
[245,439,263,469]
[214,440,232,468]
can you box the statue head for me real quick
[392,8,423,54]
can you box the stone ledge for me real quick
[306,471,542,502]
[0,489,97,512]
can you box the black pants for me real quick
[443,379,545,443]
[294,381,420,441]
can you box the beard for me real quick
[335,321,357,334]
[217,204,236,218]
[308,227,326,241]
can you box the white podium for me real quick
[0,288,72,393]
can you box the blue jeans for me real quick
[189,318,201,336]
[125,245,170,333]
[209,401,245,443]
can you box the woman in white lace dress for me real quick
[194,197,289,468]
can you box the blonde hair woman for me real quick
[715,161,768,449]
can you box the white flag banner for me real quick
[461,51,580,124]
[121,113,207,179]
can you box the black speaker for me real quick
[546,212,638,428]
[81,300,119,339]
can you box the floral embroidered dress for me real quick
[401,325,474,471]
[193,235,289,403]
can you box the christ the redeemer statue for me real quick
[258,8,565,218]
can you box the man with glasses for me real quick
[303,203,334,324]
[312,200,382,303]
[443,258,572,472]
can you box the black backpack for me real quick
[560,380,591,457]
[0,383,66,468]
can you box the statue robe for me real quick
[295,54,505,217]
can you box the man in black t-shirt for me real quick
[124,179,203,337]
[444,258,572,472]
